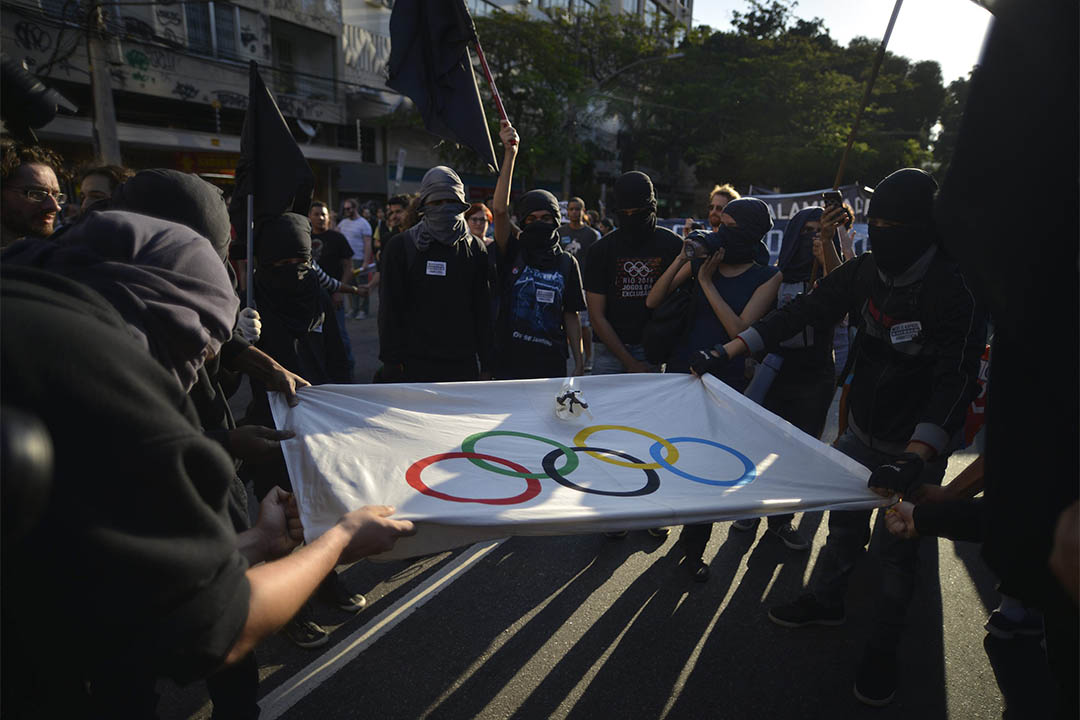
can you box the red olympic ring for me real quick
[405,451,542,505]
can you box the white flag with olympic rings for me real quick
[270,373,884,560]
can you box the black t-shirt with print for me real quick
[558,224,601,278]
[583,225,682,345]
[494,232,586,379]
[311,230,354,283]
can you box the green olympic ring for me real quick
[461,430,580,480]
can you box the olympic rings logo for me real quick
[622,260,653,278]
[405,425,757,505]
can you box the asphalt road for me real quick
[158,301,1042,720]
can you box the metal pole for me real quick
[245,194,255,309]
[87,4,121,164]
[832,0,904,190]
[472,39,509,127]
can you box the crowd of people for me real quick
[1,6,1076,711]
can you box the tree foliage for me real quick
[437,1,953,213]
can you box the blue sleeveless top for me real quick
[669,262,779,390]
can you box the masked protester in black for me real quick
[725,206,841,548]
[377,165,493,382]
[489,168,586,379]
[644,196,782,573]
[76,172,297,716]
[647,197,781,383]
[1,214,250,718]
[697,167,986,707]
[583,171,682,374]
[0,212,415,718]
[246,214,349,428]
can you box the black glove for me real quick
[690,345,728,378]
[867,452,926,496]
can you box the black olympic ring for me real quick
[541,446,660,497]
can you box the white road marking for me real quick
[258,539,506,719]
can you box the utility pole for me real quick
[87,3,122,164]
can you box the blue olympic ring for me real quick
[648,437,756,487]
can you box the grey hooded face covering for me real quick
[2,210,238,392]
[110,169,233,261]
[416,166,470,251]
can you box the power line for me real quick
[1,0,392,96]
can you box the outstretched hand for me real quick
[336,505,417,563]
[228,425,296,463]
[265,363,311,407]
[885,500,917,539]
[254,486,305,561]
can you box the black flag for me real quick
[229,62,315,243]
[387,0,499,172]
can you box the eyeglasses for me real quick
[6,186,66,204]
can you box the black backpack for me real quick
[642,283,695,364]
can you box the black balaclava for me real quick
[776,206,824,283]
[416,166,470,252]
[867,168,938,277]
[254,213,322,334]
[515,189,561,269]
[110,169,233,261]
[710,197,773,265]
[613,171,657,242]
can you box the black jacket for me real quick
[378,228,493,371]
[1,266,250,714]
[740,248,985,454]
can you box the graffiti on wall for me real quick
[342,24,391,80]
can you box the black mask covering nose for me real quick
[867,168,938,276]
[613,171,657,240]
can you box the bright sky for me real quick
[692,0,992,83]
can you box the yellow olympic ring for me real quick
[573,425,679,470]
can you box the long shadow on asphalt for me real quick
[951,539,1055,718]
[419,534,684,720]
[564,511,950,720]
[510,528,759,719]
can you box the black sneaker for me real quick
[853,650,897,707]
[731,518,760,532]
[768,594,845,628]
[984,609,1044,639]
[768,523,810,550]
[647,527,670,538]
[319,572,368,612]
[284,618,330,649]
[688,559,709,583]
[604,530,628,539]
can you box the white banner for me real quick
[270,374,883,560]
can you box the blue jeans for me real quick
[809,429,947,653]
[590,342,658,375]
[335,305,355,376]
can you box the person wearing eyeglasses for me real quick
[683,182,741,239]
[1,139,66,247]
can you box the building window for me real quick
[622,0,639,14]
[274,35,296,95]
[359,125,375,163]
[214,3,237,59]
[184,1,240,59]
[270,18,336,102]
[185,4,213,55]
